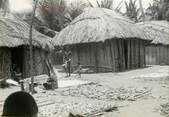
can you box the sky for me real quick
[9,0,33,13]
[87,0,153,12]
[9,0,153,13]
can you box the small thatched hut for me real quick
[0,15,55,80]
[137,21,169,65]
[56,8,147,72]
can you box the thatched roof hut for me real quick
[0,15,55,49]
[137,20,169,45]
[56,8,147,45]
[137,20,169,65]
[55,8,147,72]
[0,15,55,79]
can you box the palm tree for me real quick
[158,0,169,21]
[145,0,169,21]
[96,0,114,9]
[37,0,68,31]
[38,0,87,31]
[87,0,123,12]
[38,0,84,31]
[67,0,87,20]
[125,0,140,22]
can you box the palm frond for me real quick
[115,0,124,11]
[124,0,140,22]
[86,0,95,7]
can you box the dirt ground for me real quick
[0,65,169,117]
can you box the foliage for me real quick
[37,0,124,32]
[38,0,87,32]
[38,0,68,31]
[67,0,87,20]
[125,0,140,22]
[145,0,169,21]
[87,0,123,13]
[96,0,114,9]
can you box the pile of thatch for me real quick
[56,8,147,45]
[137,21,169,45]
[0,15,55,49]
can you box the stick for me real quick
[38,102,55,107]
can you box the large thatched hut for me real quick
[137,21,169,65]
[56,8,147,72]
[0,15,54,80]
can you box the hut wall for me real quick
[126,39,145,69]
[145,45,169,65]
[70,38,145,73]
[50,50,63,65]
[70,39,126,72]
[71,43,97,72]
[0,48,11,79]
[22,46,48,78]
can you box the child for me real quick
[62,60,68,77]
[76,62,82,78]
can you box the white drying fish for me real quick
[6,79,19,86]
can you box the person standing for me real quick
[63,49,72,77]
[76,62,82,78]
[67,50,72,77]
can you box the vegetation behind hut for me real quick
[125,0,141,22]
[87,0,123,13]
[145,0,169,21]
[37,0,87,32]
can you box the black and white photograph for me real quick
[0,0,169,116]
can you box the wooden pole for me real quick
[29,0,39,94]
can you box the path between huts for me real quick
[0,65,169,117]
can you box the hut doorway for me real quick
[124,40,128,69]
[11,46,23,79]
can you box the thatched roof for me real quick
[56,8,147,46]
[0,14,55,49]
[137,20,169,45]
[37,26,59,38]
[51,31,59,45]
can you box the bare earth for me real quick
[0,65,169,117]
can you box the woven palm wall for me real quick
[137,21,169,65]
